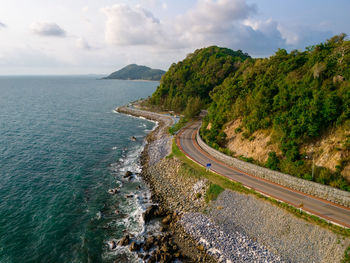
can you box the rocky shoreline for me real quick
[116,105,216,262]
[116,104,349,263]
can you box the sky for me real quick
[0,0,349,75]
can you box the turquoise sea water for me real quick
[0,76,157,262]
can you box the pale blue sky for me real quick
[251,0,349,36]
[0,0,348,75]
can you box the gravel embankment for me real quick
[209,190,350,263]
[181,213,283,263]
[145,157,209,213]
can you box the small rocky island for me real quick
[103,64,165,81]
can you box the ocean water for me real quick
[0,76,158,262]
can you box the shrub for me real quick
[205,184,224,203]
[235,127,242,133]
[266,152,280,170]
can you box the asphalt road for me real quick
[178,121,350,229]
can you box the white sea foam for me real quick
[112,111,157,128]
[105,138,158,261]
[104,244,141,263]
[105,110,164,261]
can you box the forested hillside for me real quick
[151,35,350,190]
[151,46,250,114]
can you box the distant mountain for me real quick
[104,64,165,81]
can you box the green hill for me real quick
[150,35,350,191]
[104,64,165,81]
[151,46,251,113]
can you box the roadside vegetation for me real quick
[170,139,350,237]
[151,34,350,191]
[168,117,188,135]
[205,184,224,203]
[169,138,350,261]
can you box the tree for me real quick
[266,152,280,170]
[184,97,202,118]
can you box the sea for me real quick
[0,76,159,263]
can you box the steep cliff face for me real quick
[223,119,280,164]
[224,119,350,182]
[300,125,350,181]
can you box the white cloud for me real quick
[76,38,92,50]
[99,1,284,56]
[100,1,335,57]
[174,0,255,42]
[139,0,159,8]
[278,24,332,47]
[240,18,285,52]
[0,0,338,75]
[171,0,289,56]
[102,4,164,46]
[30,22,66,37]
[277,25,300,45]
[178,0,255,29]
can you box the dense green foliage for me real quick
[152,35,350,190]
[104,64,165,80]
[201,34,350,190]
[266,152,280,171]
[151,46,250,112]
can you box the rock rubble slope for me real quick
[209,190,349,263]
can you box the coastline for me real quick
[116,104,216,262]
[115,103,350,263]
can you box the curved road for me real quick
[177,121,350,228]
